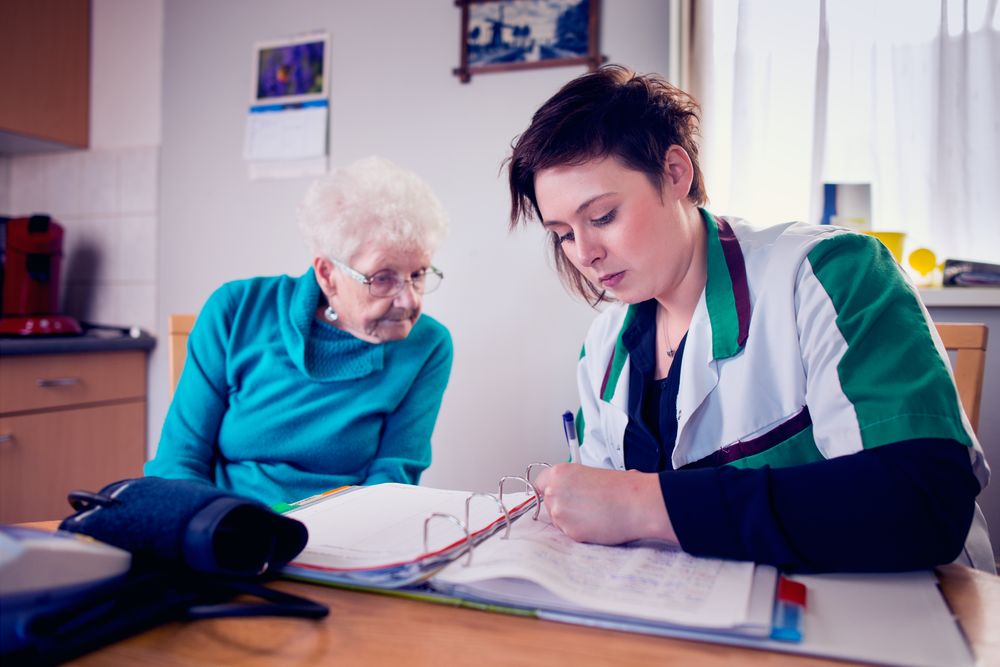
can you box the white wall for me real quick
[155,0,671,492]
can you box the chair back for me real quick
[935,323,988,435]
[168,314,196,396]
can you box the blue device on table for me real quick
[0,525,132,654]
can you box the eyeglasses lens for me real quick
[368,269,442,297]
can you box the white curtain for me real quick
[689,0,1000,263]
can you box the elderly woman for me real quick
[146,156,453,505]
[508,66,993,573]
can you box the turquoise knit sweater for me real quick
[145,269,453,505]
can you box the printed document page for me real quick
[433,506,756,629]
[288,484,534,570]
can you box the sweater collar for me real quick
[277,268,384,381]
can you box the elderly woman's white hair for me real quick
[298,156,449,261]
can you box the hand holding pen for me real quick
[533,459,679,545]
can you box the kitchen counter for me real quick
[0,329,154,522]
[0,329,157,356]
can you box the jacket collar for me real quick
[701,208,751,360]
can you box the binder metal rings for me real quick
[421,472,546,568]
[525,462,552,486]
[499,475,542,521]
[467,492,511,541]
[423,512,470,564]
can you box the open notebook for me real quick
[280,483,974,667]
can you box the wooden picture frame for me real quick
[453,0,604,83]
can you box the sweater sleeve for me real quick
[144,286,235,484]
[364,325,454,486]
[660,437,980,572]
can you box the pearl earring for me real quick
[324,306,338,322]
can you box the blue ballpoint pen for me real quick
[562,411,581,464]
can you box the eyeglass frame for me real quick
[330,258,444,298]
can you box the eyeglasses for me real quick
[331,258,444,298]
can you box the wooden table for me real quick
[49,562,995,667]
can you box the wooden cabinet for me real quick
[0,0,90,150]
[0,350,146,523]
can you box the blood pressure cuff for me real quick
[3,478,325,665]
[58,476,308,577]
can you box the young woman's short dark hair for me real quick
[507,65,706,304]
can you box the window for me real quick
[690,0,999,264]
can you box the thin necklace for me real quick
[659,308,675,359]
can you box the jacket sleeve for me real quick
[661,437,980,572]
[145,286,235,484]
[364,327,453,485]
[795,233,973,455]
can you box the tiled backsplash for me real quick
[4,147,158,332]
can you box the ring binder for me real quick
[279,479,977,667]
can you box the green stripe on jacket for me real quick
[806,234,971,449]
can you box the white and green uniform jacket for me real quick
[576,210,992,570]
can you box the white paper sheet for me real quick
[433,506,757,629]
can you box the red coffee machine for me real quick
[0,215,82,336]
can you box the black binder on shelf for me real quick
[943,258,1000,286]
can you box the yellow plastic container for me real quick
[863,231,906,264]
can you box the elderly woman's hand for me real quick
[533,464,678,545]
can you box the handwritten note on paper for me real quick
[433,507,756,629]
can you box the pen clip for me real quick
[562,411,575,441]
[562,410,581,464]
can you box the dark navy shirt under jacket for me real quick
[620,299,979,573]
[623,299,686,472]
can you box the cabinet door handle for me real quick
[36,377,81,387]
[0,433,13,444]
